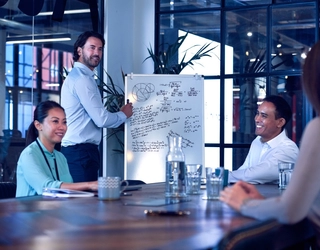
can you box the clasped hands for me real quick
[220,181,265,211]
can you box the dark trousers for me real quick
[61,143,100,182]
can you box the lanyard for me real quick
[36,139,60,181]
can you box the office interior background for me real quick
[0,0,318,182]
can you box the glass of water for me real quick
[203,167,224,200]
[185,164,202,195]
[278,162,294,190]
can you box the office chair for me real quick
[0,182,16,199]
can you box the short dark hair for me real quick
[262,95,292,130]
[26,100,65,146]
[73,31,105,62]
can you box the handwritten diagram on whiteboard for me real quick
[124,74,204,183]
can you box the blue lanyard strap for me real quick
[35,139,60,181]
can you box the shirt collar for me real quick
[259,129,286,149]
[36,138,55,157]
[74,62,95,77]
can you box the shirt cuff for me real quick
[118,111,128,120]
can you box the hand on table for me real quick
[220,181,264,211]
[88,181,98,191]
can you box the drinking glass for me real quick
[185,164,202,195]
[203,167,224,200]
[278,162,294,190]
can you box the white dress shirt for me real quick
[228,130,299,184]
[61,62,127,146]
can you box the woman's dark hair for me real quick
[73,31,105,61]
[25,100,65,146]
[262,95,292,131]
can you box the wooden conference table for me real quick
[0,183,315,249]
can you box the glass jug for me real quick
[165,136,187,198]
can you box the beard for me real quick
[82,54,101,69]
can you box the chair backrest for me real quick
[216,218,316,250]
[0,182,16,199]
[2,129,22,138]
[123,180,146,186]
[216,219,280,250]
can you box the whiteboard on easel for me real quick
[124,74,204,183]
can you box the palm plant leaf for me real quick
[97,69,125,113]
[144,32,215,74]
[96,70,126,154]
[178,43,216,72]
[245,50,287,74]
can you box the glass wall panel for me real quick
[158,12,220,70]
[231,77,266,144]
[42,48,58,90]
[225,0,271,7]
[276,0,310,3]
[225,148,247,171]
[160,11,220,40]
[271,3,316,71]
[205,147,220,170]
[270,75,304,145]
[159,11,220,76]
[224,78,233,143]
[156,0,317,169]
[5,45,14,87]
[176,31,221,76]
[5,90,13,129]
[1,0,97,181]
[226,147,250,171]
[160,0,221,11]
[18,45,34,88]
[204,79,220,144]
[225,8,267,75]
[231,74,302,145]
[18,90,33,137]
[63,51,74,75]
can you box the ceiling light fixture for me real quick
[6,33,71,44]
[38,9,90,16]
[46,83,60,87]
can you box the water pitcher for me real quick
[165,136,187,198]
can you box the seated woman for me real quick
[220,40,320,247]
[16,100,97,197]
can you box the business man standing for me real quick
[60,31,133,182]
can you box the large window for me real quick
[157,0,318,171]
[0,0,103,182]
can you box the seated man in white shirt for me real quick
[228,95,299,184]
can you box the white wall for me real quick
[103,0,154,177]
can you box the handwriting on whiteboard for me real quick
[128,79,202,153]
[131,130,195,153]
